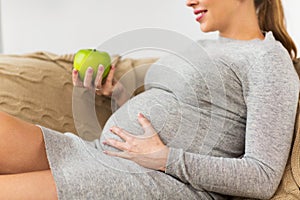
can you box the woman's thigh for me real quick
[0,111,49,174]
[0,170,58,200]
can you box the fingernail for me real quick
[109,127,113,131]
[73,69,78,74]
[102,141,107,145]
[138,113,145,118]
[110,65,115,70]
[103,151,107,154]
[99,65,104,71]
[88,67,93,72]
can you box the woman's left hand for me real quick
[103,113,170,172]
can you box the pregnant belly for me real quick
[99,88,208,153]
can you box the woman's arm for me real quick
[164,52,299,199]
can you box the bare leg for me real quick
[0,112,58,199]
[0,170,58,200]
[0,111,49,174]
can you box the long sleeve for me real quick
[165,50,299,199]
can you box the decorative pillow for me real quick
[0,52,76,133]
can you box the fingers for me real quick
[105,65,116,85]
[95,65,116,96]
[103,128,132,158]
[109,127,131,142]
[72,69,83,87]
[94,65,104,90]
[103,150,130,159]
[103,138,129,152]
[137,113,152,129]
[137,113,155,136]
[83,67,94,89]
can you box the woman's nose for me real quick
[186,0,199,7]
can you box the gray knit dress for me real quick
[39,32,299,199]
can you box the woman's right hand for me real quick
[72,65,130,106]
[72,64,115,94]
[94,64,116,97]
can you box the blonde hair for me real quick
[255,0,298,61]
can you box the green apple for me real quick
[73,49,111,81]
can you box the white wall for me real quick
[1,0,299,56]
[282,0,300,53]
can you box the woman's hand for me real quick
[94,65,116,97]
[72,65,130,106]
[103,113,170,171]
[72,64,115,93]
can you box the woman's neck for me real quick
[219,1,265,41]
[219,28,265,41]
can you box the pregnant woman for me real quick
[0,0,299,199]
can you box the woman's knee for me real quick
[0,111,17,133]
[0,111,12,121]
[0,111,34,134]
[0,170,58,199]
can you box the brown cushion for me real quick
[293,58,300,80]
[0,52,76,133]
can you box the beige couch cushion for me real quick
[0,52,76,133]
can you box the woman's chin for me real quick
[199,24,214,33]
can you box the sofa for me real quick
[0,51,299,199]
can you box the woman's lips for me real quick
[194,9,208,22]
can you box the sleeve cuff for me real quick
[165,147,183,176]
